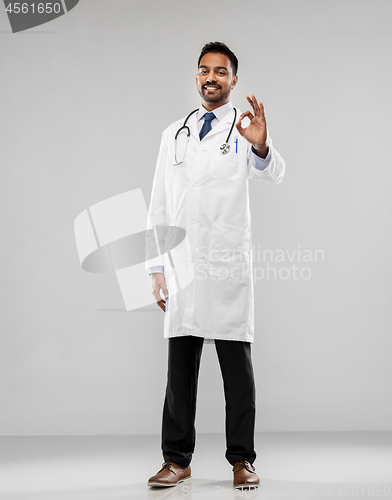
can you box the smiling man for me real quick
[145,41,285,489]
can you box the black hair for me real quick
[197,41,238,76]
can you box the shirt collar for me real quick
[197,101,233,123]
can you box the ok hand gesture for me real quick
[236,95,269,158]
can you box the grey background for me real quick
[0,0,391,435]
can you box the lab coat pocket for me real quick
[208,221,250,281]
[208,139,241,180]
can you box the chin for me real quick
[203,93,222,103]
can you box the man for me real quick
[145,41,285,489]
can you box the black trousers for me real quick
[161,335,256,467]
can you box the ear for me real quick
[231,75,238,90]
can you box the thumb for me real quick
[235,120,245,136]
[161,283,169,299]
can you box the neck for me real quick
[201,100,230,112]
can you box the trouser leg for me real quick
[214,339,256,466]
[161,335,204,467]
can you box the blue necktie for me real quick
[199,112,216,140]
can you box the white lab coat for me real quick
[145,106,285,343]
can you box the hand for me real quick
[151,272,169,312]
[236,95,268,158]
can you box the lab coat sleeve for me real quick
[247,129,286,183]
[144,132,168,273]
[147,265,164,275]
[251,146,272,171]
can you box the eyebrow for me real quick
[199,65,228,71]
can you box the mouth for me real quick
[203,86,220,92]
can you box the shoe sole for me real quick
[234,483,260,489]
[148,476,192,487]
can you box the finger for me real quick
[253,97,266,119]
[247,94,260,116]
[246,95,256,114]
[161,283,169,299]
[236,113,249,135]
[246,94,253,105]
[251,95,261,117]
[259,101,266,119]
[235,119,245,135]
[152,285,163,303]
[239,110,254,121]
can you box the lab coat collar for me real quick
[196,101,233,124]
[189,102,235,143]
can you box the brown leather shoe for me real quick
[232,460,260,488]
[147,460,191,487]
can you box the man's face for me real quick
[196,52,238,109]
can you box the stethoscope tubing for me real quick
[174,108,237,165]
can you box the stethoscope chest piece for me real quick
[174,107,237,164]
[220,143,231,155]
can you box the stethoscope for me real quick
[174,108,237,165]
